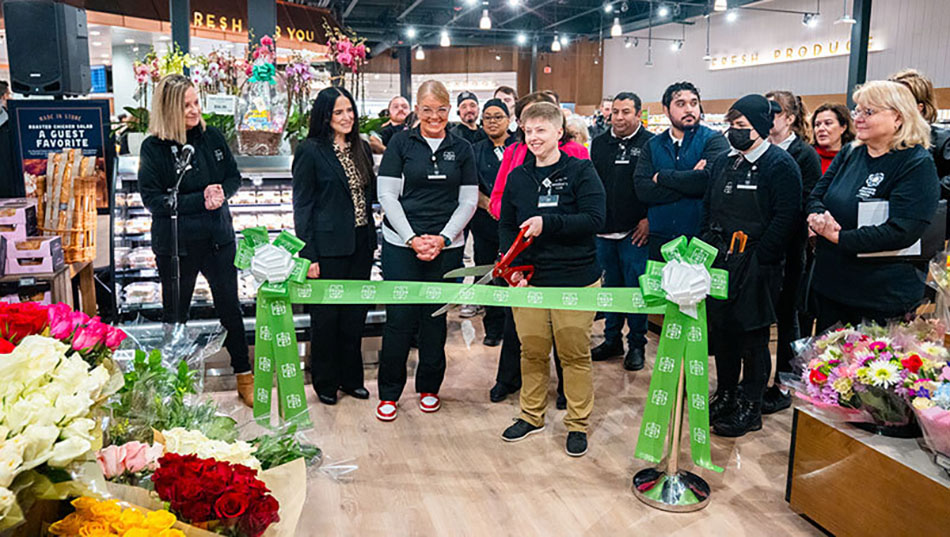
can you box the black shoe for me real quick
[317,392,338,405]
[623,347,645,371]
[761,385,792,415]
[709,387,740,424]
[489,383,512,403]
[713,397,763,438]
[591,340,624,362]
[556,392,567,410]
[565,431,588,457]
[501,419,545,442]
[483,336,502,347]
[340,386,370,399]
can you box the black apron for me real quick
[705,154,784,332]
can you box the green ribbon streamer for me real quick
[634,237,727,473]
[249,63,277,84]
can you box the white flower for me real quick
[161,428,261,470]
[0,443,23,488]
[19,425,58,471]
[867,359,901,388]
[54,393,94,422]
[61,418,96,442]
[47,437,91,467]
[0,486,15,516]
[0,336,67,387]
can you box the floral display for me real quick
[48,496,183,537]
[160,428,261,471]
[322,21,368,99]
[97,441,164,482]
[152,453,280,537]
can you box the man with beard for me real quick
[588,96,613,141]
[452,91,488,146]
[369,95,412,154]
[634,81,729,259]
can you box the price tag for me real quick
[18,277,36,287]
[205,94,237,115]
[140,269,158,277]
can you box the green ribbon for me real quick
[235,227,311,427]
[249,63,277,84]
[634,237,728,473]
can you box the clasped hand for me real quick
[410,235,446,261]
[204,184,225,211]
[806,211,842,244]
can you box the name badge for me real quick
[614,159,630,165]
[736,183,757,190]
[428,174,447,181]
[538,194,559,208]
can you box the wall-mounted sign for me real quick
[708,36,883,70]
[543,65,552,74]
[192,11,320,43]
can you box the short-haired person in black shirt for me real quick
[493,85,518,133]
[470,99,517,350]
[451,91,488,146]
[369,95,412,154]
[375,80,478,422]
[589,92,654,371]
[498,102,606,458]
[806,80,938,332]
[702,94,802,438]
[137,74,252,407]
[292,86,377,406]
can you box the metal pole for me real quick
[846,0,872,108]
[169,0,189,64]
[530,41,538,93]
[398,47,412,105]
[248,0,277,46]
[665,358,687,475]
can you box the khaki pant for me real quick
[512,282,599,433]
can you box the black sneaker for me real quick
[565,431,588,457]
[623,347,645,371]
[761,385,792,415]
[591,340,624,361]
[709,387,740,424]
[556,392,567,410]
[489,383,513,403]
[713,397,763,438]
[501,419,545,442]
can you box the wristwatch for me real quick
[440,234,451,247]
[406,235,418,246]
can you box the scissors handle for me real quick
[498,265,534,287]
[495,227,535,286]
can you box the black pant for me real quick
[713,326,771,403]
[378,242,464,401]
[155,239,250,373]
[469,209,504,339]
[814,292,910,334]
[775,235,806,374]
[309,226,374,396]
[497,307,564,395]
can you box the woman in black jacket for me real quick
[292,86,377,405]
[763,90,823,414]
[807,81,938,332]
[138,74,252,406]
[702,94,802,438]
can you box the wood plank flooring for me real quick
[212,314,823,536]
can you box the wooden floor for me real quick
[212,314,823,537]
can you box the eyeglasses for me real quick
[483,114,508,123]
[851,106,884,120]
[419,106,450,118]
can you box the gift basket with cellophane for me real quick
[236,36,287,156]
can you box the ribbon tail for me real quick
[634,303,687,464]
[253,297,275,425]
[267,295,312,428]
[684,301,723,473]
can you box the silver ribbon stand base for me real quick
[632,356,711,512]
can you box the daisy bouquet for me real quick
[907,362,950,469]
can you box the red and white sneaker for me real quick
[376,400,398,421]
[419,393,441,413]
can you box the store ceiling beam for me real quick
[397,0,426,21]
[342,0,359,19]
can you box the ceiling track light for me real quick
[726,9,738,22]
[670,40,683,52]
[516,32,527,45]
[508,0,519,7]
[703,12,712,61]
[802,12,819,27]
[610,17,622,37]
[624,37,632,48]
[835,0,857,24]
[714,0,728,11]
[479,9,491,30]
[406,26,417,39]
[604,3,613,14]
[657,3,670,18]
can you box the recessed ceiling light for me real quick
[124,38,135,44]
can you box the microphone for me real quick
[176,144,195,174]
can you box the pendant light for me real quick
[440,30,451,47]
[551,34,561,52]
[610,17,622,37]
[480,10,492,30]
[415,46,425,60]
[834,0,857,24]
[714,0,728,12]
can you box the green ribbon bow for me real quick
[235,227,311,426]
[249,62,277,84]
[635,236,728,473]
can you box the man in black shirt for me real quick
[589,92,654,371]
[588,96,612,141]
[498,102,605,458]
[451,91,488,146]
[370,95,411,153]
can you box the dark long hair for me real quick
[307,86,374,184]
[810,102,856,146]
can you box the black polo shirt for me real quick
[378,122,409,146]
[451,123,488,146]
[472,133,517,195]
[378,127,478,237]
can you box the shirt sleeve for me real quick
[439,144,478,240]
[291,144,320,262]
[634,142,683,205]
[655,134,729,197]
[210,128,241,199]
[806,144,850,215]
[498,171,520,256]
[490,144,517,218]
[755,157,803,264]
[542,161,606,238]
[797,143,823,202]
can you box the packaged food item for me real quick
[127,247,157,269]
[124,217,152,234]
[5,235,65,275]
[193,274,212,302]
[122,281,162,304]
[0,198,39,242]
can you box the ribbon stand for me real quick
[632,357,711,511]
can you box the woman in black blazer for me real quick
[292,86,377,405]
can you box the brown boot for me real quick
[236,372,254,408]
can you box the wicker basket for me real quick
[37,175,98,264]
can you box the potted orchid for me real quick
[322,21,368,98]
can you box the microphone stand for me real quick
[164,160,192,349]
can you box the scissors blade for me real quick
[431,271,494,317]
[442,264,494,279]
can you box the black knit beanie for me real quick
[482,98,509,117]
[729,94,781,139]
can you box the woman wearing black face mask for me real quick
[701,94,802,438]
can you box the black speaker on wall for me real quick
[3,0,91,96]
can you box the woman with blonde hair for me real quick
[138,74,252,406]
[374,80,478,421]
[806,80,938,331]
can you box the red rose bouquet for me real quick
[151,453,280,537]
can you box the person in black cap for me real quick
[470,99,516,351]
[452,91,488,146]
[701,94,801,438]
